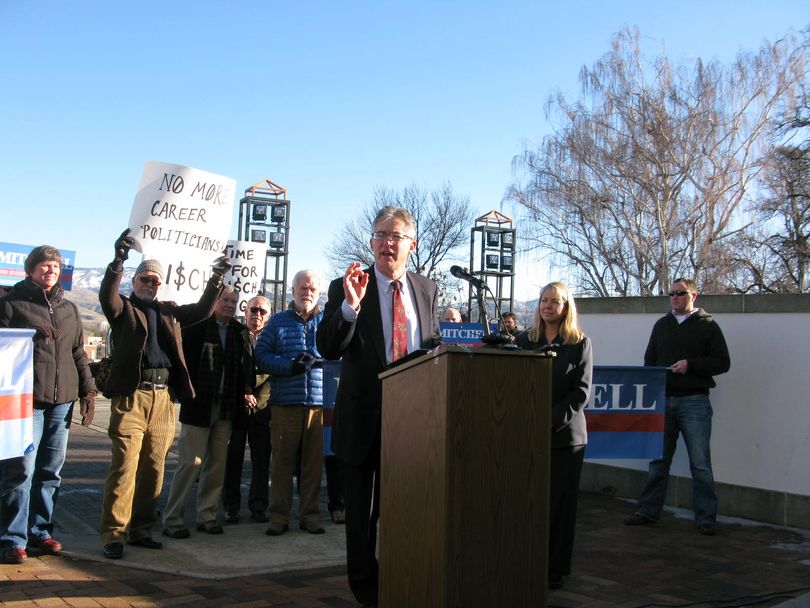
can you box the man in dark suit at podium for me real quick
[317,206,439,606]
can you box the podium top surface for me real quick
[378,342,552,380]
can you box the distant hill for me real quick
[70,267,134,336]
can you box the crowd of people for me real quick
[0,208,730,606]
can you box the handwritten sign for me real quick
[224,240,266,315]
[128,161,236,304]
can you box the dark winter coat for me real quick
[98,263,222,399]
[644,308,730,396]
[0,278,95,405]
[179,315,246,427]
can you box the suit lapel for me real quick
[406,272,433,345]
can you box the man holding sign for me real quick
[98,229,230,560]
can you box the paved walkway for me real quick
[1,400,809,607]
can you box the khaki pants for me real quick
[269,406,323,527]
[100,388,175,544]
[162,400,232,528]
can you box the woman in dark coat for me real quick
[516,281,593,590]
[0,245,96,564]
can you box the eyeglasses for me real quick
[138,276,161,287]
[371,231,414,242]
[249,306,269,316]
[668,290,690,297]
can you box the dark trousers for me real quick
[339,433,381,606]
[324,455,344,513]
[549,444,585,576]
[222,407,271,515]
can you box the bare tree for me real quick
[730,143,810,292]
[327,183,476,301]
[508,26,807,296]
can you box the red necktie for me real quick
[392,280,408,362]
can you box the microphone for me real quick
[449,265,486,289]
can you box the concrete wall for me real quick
[575,293,810,528]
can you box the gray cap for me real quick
[135,259,164,281]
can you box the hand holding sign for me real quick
[211,253,232,278]
[114,229,135,262]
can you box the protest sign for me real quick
[585,366,668,459]
[224,240,266,315]
[0,329,35,460]
[0,242,76,290]
[128,161,236,304]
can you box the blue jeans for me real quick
[636,394,718,525]
[0,402,73,549]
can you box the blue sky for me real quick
[1,1,805,300]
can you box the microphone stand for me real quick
[475,282,491,339]
[474,279,514,348]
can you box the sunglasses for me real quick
[668,290,690,297]
[249,306,269,316]
[138,276,161,287]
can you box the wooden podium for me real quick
[379,345,551,607]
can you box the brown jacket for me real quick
[98,263,223,399]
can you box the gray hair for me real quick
[372,206,416,236]
[292,269,322,290]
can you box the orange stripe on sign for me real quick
[585,412,665,433]
[0,393,34,421]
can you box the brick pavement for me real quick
[1,401,809,607]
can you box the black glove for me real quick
[114,229,135,262]
[291,351,318,375]
[32,324,60,343]
[210,254,232,278]
[80,393,96,426]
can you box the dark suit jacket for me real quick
[317,268,439,465]
[179,316,246,427]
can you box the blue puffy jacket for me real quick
[254,306,323,407]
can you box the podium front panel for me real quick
[380,347,551,607]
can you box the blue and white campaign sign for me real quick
[440,322,499,346]
[0,242,76,290]
[585,366,668,459]
[0,329,35,460]
[128,161,236,304]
